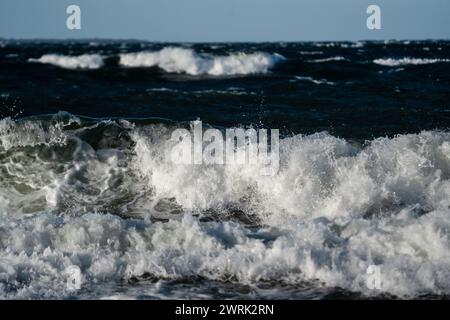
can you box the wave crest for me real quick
[3,116,450,298]
[29,54,104,70]
[374,57,450,66]
[119,47,284,76]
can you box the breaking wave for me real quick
[119,47,285,76]
[2,114,450,298]
[29,54,104,70]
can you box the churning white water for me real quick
[1,114,450,298]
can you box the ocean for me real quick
[1,39,450,299]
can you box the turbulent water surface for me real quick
[1,40,450,299]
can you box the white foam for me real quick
[129,129,450,297]
[340,42,365,48]
[3,119,450,298]
[119,47,284,76]
[299,51,323,55]
[2,208,450,298]
[314,43,337,48]
[308,56,346,63]
[374,57,450,67]
[0,117,68,150]
[146,87,179,93]
[29,54,104,70]
[294,76,335,85]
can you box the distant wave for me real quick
[340,42,365,48]
[145,87,257,95]
[119,47,285,76]
[294,76,335,85]
[145,87,179,93]
[312,42,364,48]
[308,56,347,63]
[374,57,450,67]
[26,48,284,76]
[299,51,323,55]
[29,54,104,70]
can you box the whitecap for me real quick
[308,56,347,63]
[374,57,450,67]
[29,54,104,70]
[294,76,335,85]
[119,47,285,76]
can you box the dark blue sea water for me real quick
[1,40,450,299]
[2,40,450,139]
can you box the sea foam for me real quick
[308,56,347,63]
[29,54,104,70]
[374,57,450,66]
[119,47,284,76]
[2,117,450,298]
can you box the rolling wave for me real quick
[27,47,284,76]
[28,54,104,70]
[119,47,285,76]
[2,114,450,298]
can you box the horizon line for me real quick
[1,37,450,44]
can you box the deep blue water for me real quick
[1,40,450,139]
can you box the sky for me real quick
[0,0,449,42]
